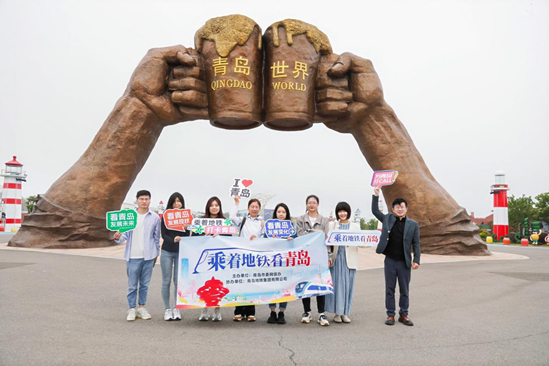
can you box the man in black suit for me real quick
[372,186,421,326]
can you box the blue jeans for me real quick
[126,258,155,309]
[160,250,179,310]
[269,302,287,310]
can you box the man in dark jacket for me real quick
[372,186,420,326]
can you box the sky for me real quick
[1,0,548,220]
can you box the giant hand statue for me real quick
[315,53,488,255]
[10,15,489,255]
[9,46,208,248]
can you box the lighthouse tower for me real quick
[490,170,509,240]
[0,156,27,232]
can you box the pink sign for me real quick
[163,209,194,232]
[205,226,238,235]
[371,170,399,187]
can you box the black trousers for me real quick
[234,305,255,316]
[384,256,411,317]
[302,295,325,314]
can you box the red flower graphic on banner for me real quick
[197,276,230,307]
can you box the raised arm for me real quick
[10,46,208,249]
[229,196,242,226]
[314,52,488,255]
[371,188,386,222]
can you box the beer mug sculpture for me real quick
[263,19,332,131]
[195,15,263,130]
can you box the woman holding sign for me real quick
[296,194,331,326]
[198,196,227,322]
[160,192,190,321]
[230,195,264,322]
[265,202,296,325]
[325,202,360,323]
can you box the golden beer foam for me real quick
[267,19,332,54]
[195,14,262,57]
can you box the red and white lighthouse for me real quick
[1,156,27,232]
[490,170,509,240]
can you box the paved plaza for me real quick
[1,242,548,365]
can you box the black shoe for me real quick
[398,315,414,326]
[385,316,395,325]
[277,312,286,324]
[267,311,277,324]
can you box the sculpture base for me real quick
[420,207,490,255]
[8,195,113,249]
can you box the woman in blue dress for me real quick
[325,201,360,323]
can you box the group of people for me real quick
[113,187,421,327]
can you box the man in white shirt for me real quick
[114,190,161,321]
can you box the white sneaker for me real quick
[212,308,222,322]
[164,309,173,321]
[199,308,209,321]
[136,307,152,320]
[334,315,342,323]
[172,308,181,321]
[318,313,330,326]
[301,312,312,323]
[342,315,351,323]
[127,308,136,321]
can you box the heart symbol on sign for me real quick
[242,179,253,188]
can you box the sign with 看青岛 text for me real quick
[163,209,193,232]
[106,209,138,233]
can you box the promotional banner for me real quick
[176,232,332,309]
[326,230,381,247]
[163,209,193,232]
[264,219,296,238]
[106,209,137,233]
[371,170,399,187]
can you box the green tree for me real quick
[508,195,535,232]
[25,195,38,213]
[360,218,379,230]
[534,192,549,223]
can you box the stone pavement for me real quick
[1,243,548,365]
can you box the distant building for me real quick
[470,212,493,231]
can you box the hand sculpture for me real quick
[315,52,487,255]
[10,46,208,248]
[130,45,208,124]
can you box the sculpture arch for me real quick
[9,15,488,255]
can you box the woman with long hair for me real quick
[161,192,190,321]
